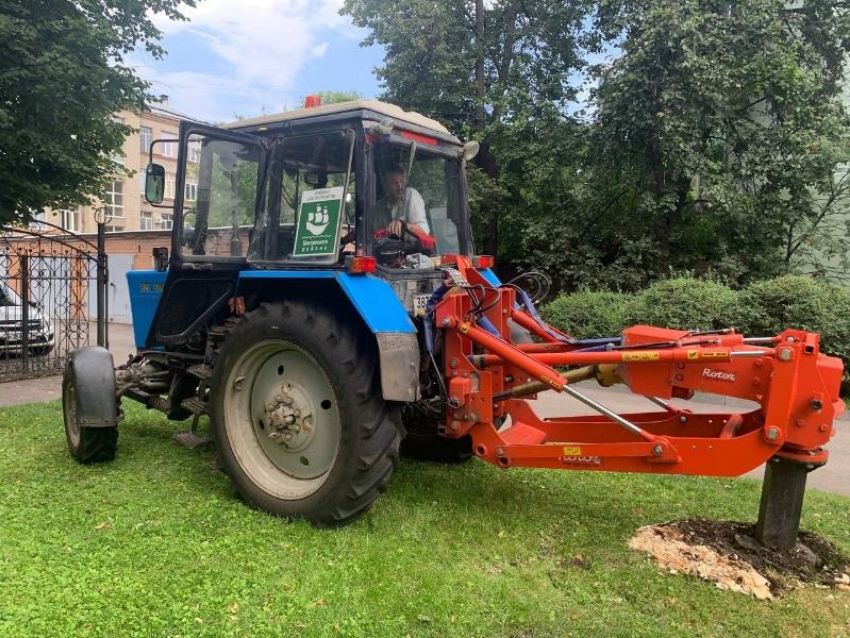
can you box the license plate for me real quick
[413,294,431,317]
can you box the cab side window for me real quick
[181,134,262,258]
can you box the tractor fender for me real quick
[237,271,420,402]
[65,347,118,428]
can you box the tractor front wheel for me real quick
[62,347,118,464]
[210,301,402,527]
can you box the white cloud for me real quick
[140,0,357,121]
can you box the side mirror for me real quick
[145,164,166,204]
[462,141,480,162]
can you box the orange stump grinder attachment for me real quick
[427,258,843,549]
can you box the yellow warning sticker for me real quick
[563,446,582,456]
[687,349,699,360]
[701,350,727,359]
[622,351,661,362]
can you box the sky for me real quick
[130,0,385,124]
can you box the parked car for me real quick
[0,283,54,356]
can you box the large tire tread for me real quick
[72,428,118,464]
[211,300,403,528]
[63,351,118,465]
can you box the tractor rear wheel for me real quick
[210,301,402,527]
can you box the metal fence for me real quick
[0,226,106,383]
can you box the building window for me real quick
[103,180,124,219]
[140,126,153,153]
[59,208,81,232]
[164,177,175,200]
[105,224,124,233]
[139,171,147,194]
[30,211,46,229]
[158,213,173,230]
[185,181,198,202]
[188,141,202,163]
[140,211,153,230]
[161,133,178,159]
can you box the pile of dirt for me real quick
[630,518,850,599]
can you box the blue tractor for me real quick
[62,99,488,526]
[63,99,844,547]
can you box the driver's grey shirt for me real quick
[375,187,429,233]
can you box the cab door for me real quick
[146,122,270,348]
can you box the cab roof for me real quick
[222,99,461,145]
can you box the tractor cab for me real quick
[141,100,482,337]
[145,99,478,280]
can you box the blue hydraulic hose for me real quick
[424,281,621,351]
[422,284,449,353]
[513,286,574,344]
[477,314,502,337]
[511,286,623,348]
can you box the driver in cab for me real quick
[376,166,430,236]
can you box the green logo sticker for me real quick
[293,186,344,257]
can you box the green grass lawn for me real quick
[1,401,849,638]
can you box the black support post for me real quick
[755,455,812,550]
[96,221,107,348]
[20,254,29,373]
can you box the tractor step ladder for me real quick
[173,430,213,450]
[180,396,209,416]
[173,397,212,450]
[187,364,213,380]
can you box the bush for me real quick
[541,276,850,392]
[630,278,739,331]
[541,291,634,338]
[738,276,850,368]
[738,275,835,334]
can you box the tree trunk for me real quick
[474,0,485,134]
[473,0,499,258]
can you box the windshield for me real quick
[249,131,354,264]
[175,126,465,266]
[373,144,463,256]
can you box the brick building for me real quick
[39,103,204,235]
